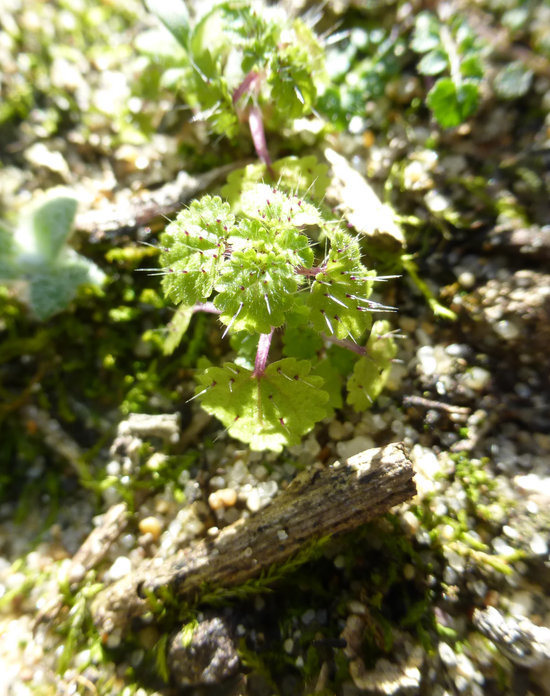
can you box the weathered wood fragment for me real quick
[74,163,245,241]
[92,443,416,639]
[68,503,129,585]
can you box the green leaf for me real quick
[28,264,90,320]
[411,12,441,53]
[211,186,320,334]
[1,196,105,318]
[411,10,484,128]
[196,358,330,451]
[214,245,301,334]
[144,0,190,48]
[417,49,448,76]
[135,29,188,63]
[347,320,397,411]
[207,100,241,139]
[268,46,316,119]
[493,61,533,99]
[326,343,358,376]
[230,331,259,370]
[163,304,194,356]
[0,222,18,280]
[426,78,479,128]
[152,633,170,683]
[282,326,323,360]
[312,357,344,413]
[456,23,477,50]
[460,54,483,79]
[27,196,77,263]
[307,230,375,340]
[239,184,323,232]
[222,156,330,211]
[159,196,233,305]
[190,4,257,82]
[180,619,199,648]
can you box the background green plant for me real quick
[0,194,105,319]
[411,10,485,128]
[138,0,327,164]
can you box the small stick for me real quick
[68,503,129,585]
[91,443,416,639]
[403,395,470,417]
[74,163,247,241]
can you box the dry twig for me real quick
[74,163,246,241]
[91,443,416,639]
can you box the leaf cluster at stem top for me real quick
[143,0,326,138]
[157,160,397,452]
[159,183,375,340]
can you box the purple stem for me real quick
[231,70,274,177]
[193,302,220,315]
[248,105,274,177]
[253,328,274,378]
[233,70,260,105]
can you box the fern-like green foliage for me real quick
[158,158,397,451]
[411,11,485,128]
[0,194,105,319]
[141,0,325,138]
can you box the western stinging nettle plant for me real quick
[141,0,325,168]
[157,158,397,452]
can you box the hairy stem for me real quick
[232,71,274,175]
[253,328,274,377]
[233,70,260,105]
[248,105,274,177]
[193,302,220,315]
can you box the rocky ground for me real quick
[1,1,549,695]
